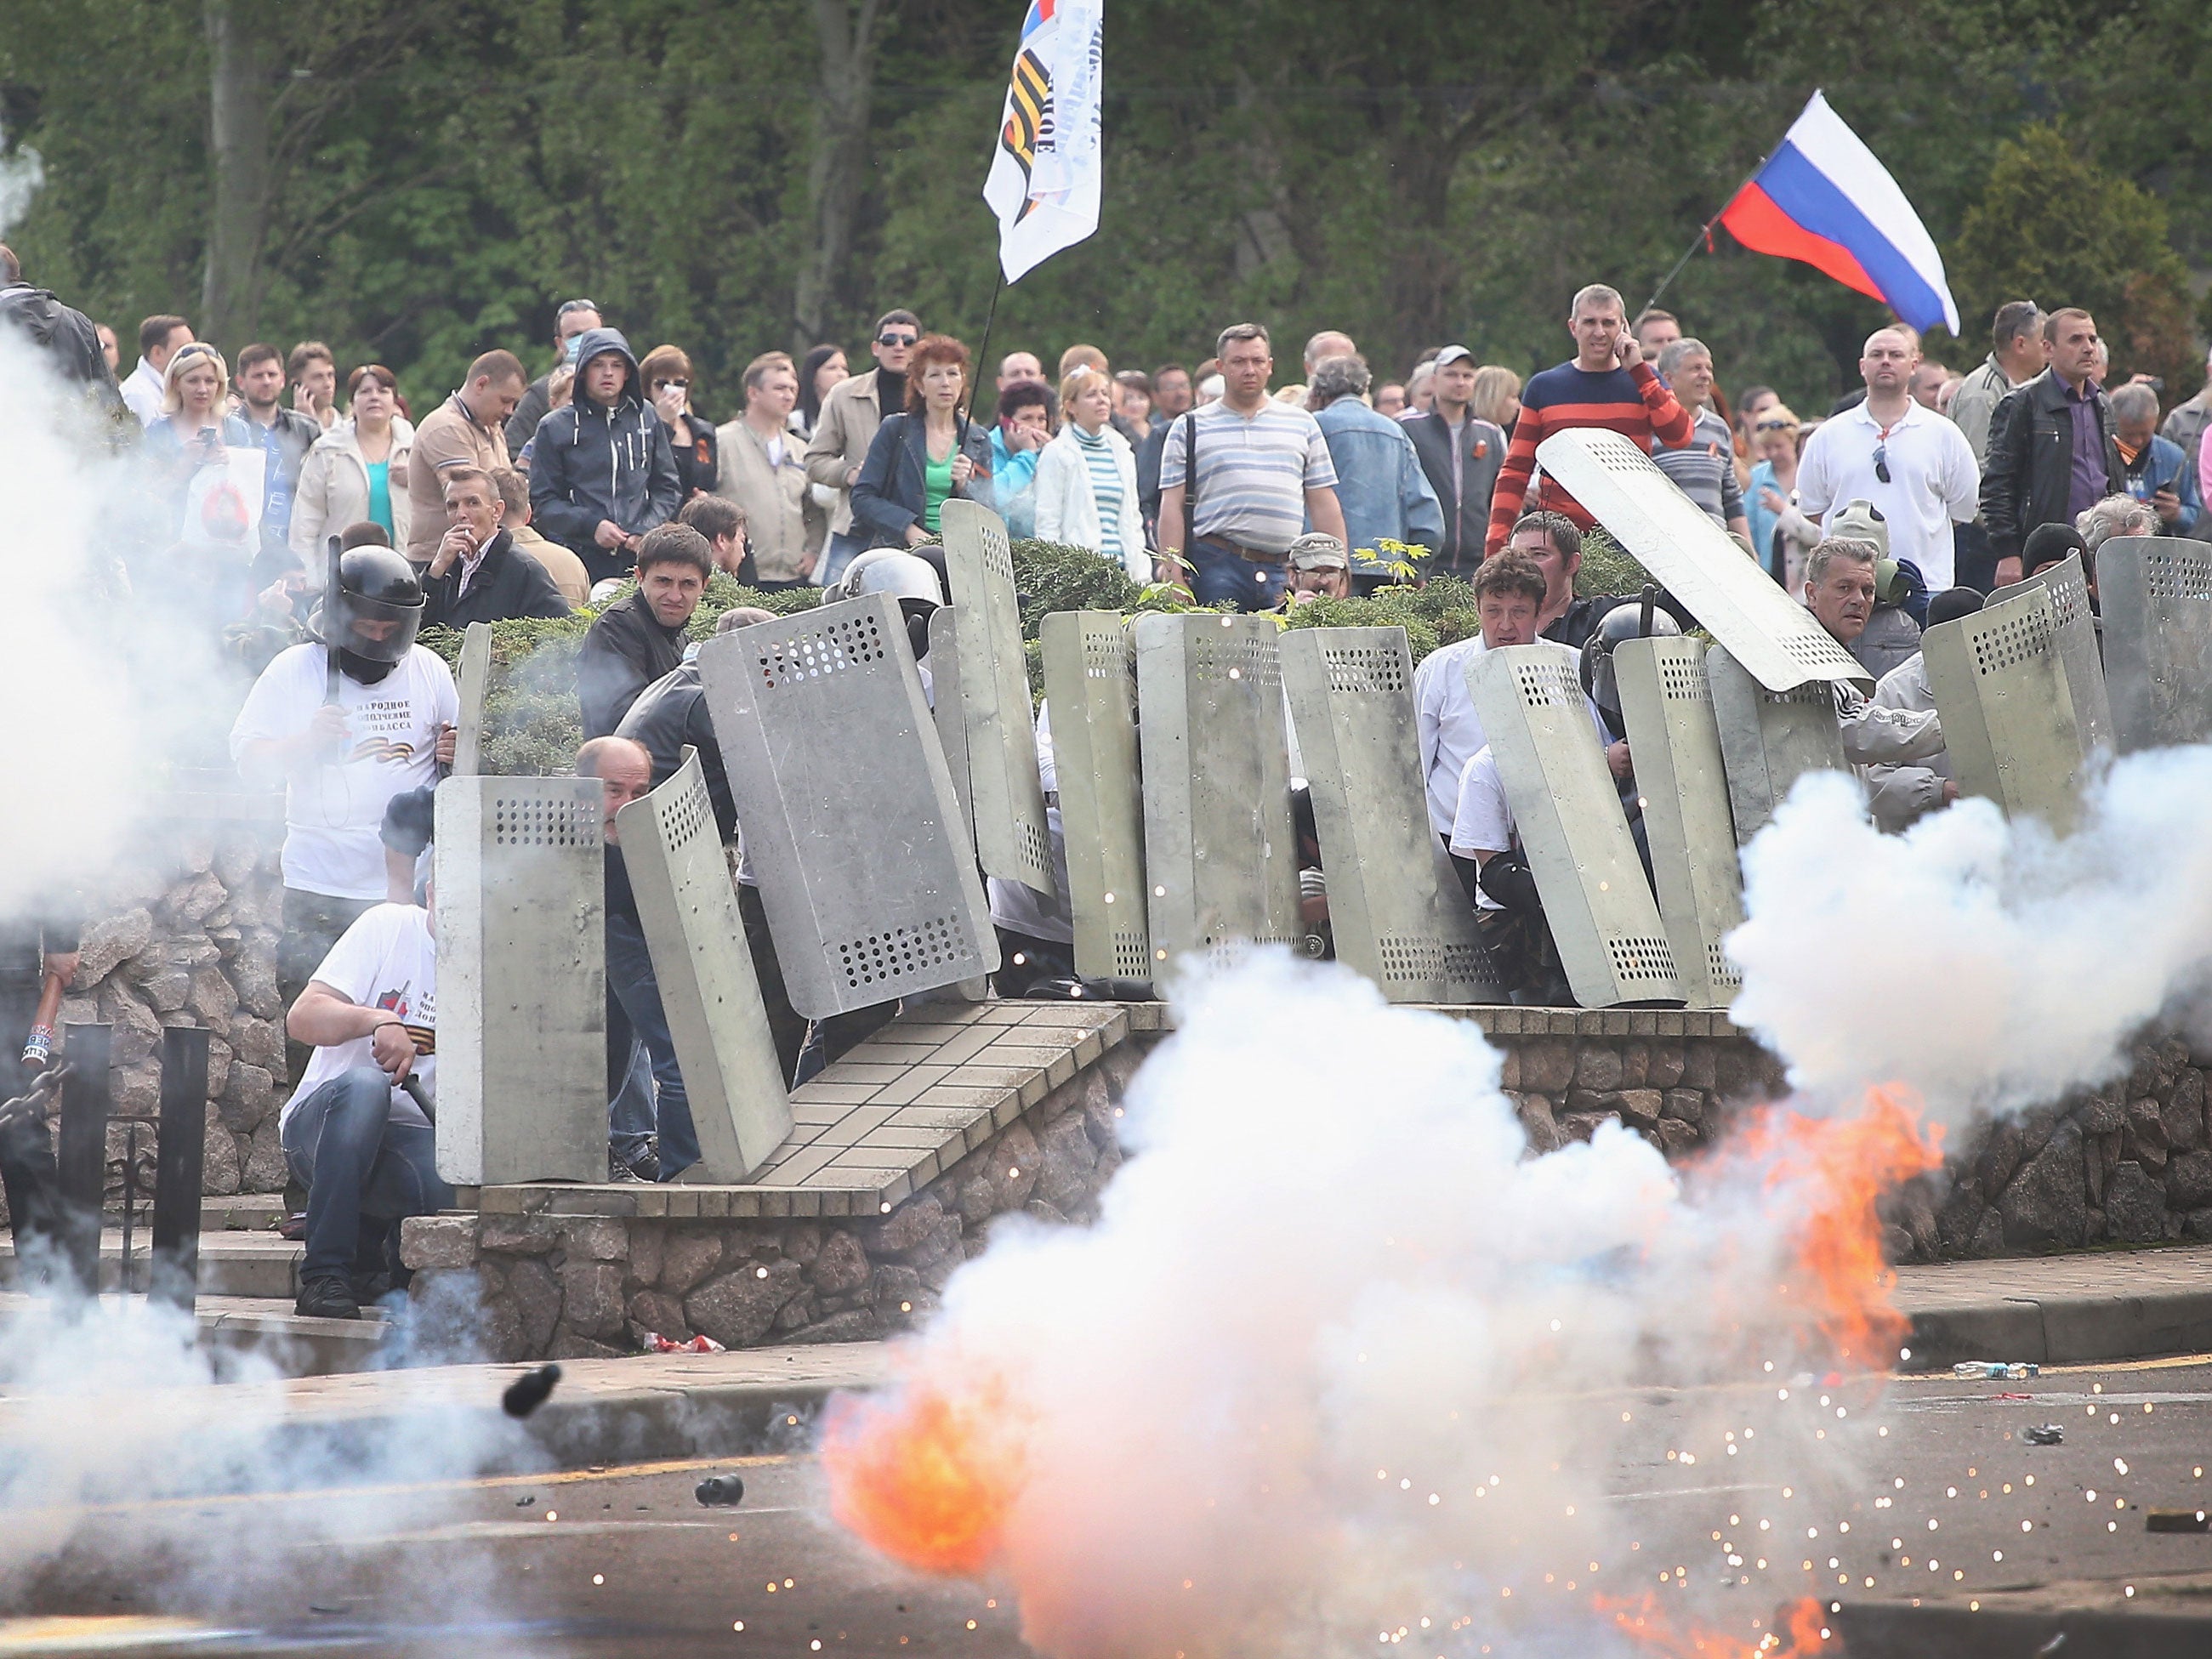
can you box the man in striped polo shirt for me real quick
[1483,283,1695,556]
[1157,321,1349,611]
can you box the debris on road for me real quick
[2146,1509,2211,1533]
[1953,1361,2040,1378]
[502,1363,562,1418]
[640,1332,727,1354]
[696,1474,746,1508]
[2024,1424,2065,1446]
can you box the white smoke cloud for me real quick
[0,124,43,240]
[828,954,1896,1657]
[1728,757,2212,1123]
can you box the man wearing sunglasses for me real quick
[805,307,921,586]
[1796,326,1980,590]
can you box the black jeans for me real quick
[0,982,65,1281]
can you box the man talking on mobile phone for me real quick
[1484,283,1697,555]
[419,466,571,628]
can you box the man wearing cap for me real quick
[1281,532,1351,606]
[1403,345,1506,578]
[1821,500,1925,681]
[1799,537,1951,831]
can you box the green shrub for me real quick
[1572,526,1651,599]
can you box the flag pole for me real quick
[956,265,1009,459]
[1641,166,1766,317]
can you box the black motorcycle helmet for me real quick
[1578,587,1682,727]
[319,546,425,684]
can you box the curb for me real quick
[1901,1288,2212,1372]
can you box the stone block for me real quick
[1618,1043,1649,1089]
[480,1214,562,1255]
[548,1330,624,1361]
[2186,1208,2212,1241]
[75,908,153,986]
[242,1121,288,1193]
[1557,1112,1608,1145]
[2167,1150,2212,1211]
[1652,1117,1698,1157]
[1968,1207,2006,1258]
[204,1037,232,1100]
[144,969,191,1013]
[163,872,228,926]
[1520,1037,1577,1094]
[1612,1089,1663,1128]
[628,1223,664,1288]
[1034,1111,1098,1211]
[2104,1162,2168,1244]
[1998,1122,2086,1248]
[782,1222,822,1266]
[562,1217,629,1262]
[1681,1043,1717,1091]
[188,966,238,1027]
[112,1061,160,1117]
[791,1309,883,1344]
[866,1193,947,1255]
[1646,1043,1686,1089]
[1497,1048,1521,1090]
[202,1115,242,1196]
[99,980,162,1065]
[2164,1070,2207,1152]
[658,1230,725,1295]
[1935,1184,1983,1256]
[1660,1089,1703,1124]
[1515,1094,1561,1156]
[628,1290,691,1343]
[1978,1119,2026,1204]
[1573,1048,1623,1093]
[401,1214,481,1270]
[686,1258,805,1348]
[560,1258,628,1339]
[232,1015,285,1073]
[2126,1096,2169,1151]
[219,1065,276,1136]
[810,1230,871,1296]
[231,946,281,1019]
[872,1263,923,1310]
[502,1257,560,1351]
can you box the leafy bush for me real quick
[1572,526,1652,599]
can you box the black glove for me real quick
[1476,848,1543,914]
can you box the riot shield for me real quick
[1612,634,1743,1008]
[1039,611,1152,983]
[1706,644,1850,844]
[1922,585,2083,833]
[2098,535,2212,753]
[1990,551,2109,759]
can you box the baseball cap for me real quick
[1433,344,1476,371]
[1287,532,1350,571]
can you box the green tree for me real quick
[1950,124,2198,389]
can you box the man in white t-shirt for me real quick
[230,545,457,1085]
[280,893,446,1320]
[1411,550,1574,837]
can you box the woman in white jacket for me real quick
[1033,366,1145,579]
[289,368,416,571]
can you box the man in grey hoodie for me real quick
[527,327,682,583]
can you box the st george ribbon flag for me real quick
[1718,90,1960,336]
[984,0,1104,283]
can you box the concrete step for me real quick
[0,1230,304,1298]
[0,1292,392,1378]
[202,1193,287,1231]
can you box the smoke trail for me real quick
[0,124,43,239]
[1728,758,2212,1123]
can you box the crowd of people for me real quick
[3,240,2200,1322]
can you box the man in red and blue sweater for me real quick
[1484,283,1695,555]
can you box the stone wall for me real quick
[0,799,292,1230]
[401,1038,1143,1361]
[1886,1034,2212,1263]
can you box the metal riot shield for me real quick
[450,620,492,777]
[1921,586,2083,833]
[613,749,793,1180]
[1134,612,1302,972]
[433,776,607,1186]
[1039,611,1152,983]
[1470,646,1682,1008]
[697,594,998,1020]
[1278,627,1499,1003]
[1535,427,1871,692]
[1706,644,1850,845]
[1612,635,1743,1008]
[940,499,1055,897]
[928,605,975,849]
[2097,536,2212,753]
[1991,551,2109,759]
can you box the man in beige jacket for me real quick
[804,308,918,583]
[407,350,526,564]
[718,351,823,588]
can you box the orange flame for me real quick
[1709,1084,1944,1369]
[1600,1594,1834,1656]
[821,1374,1029,1575]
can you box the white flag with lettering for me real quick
[982,0,1103,283]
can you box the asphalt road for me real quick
[6,1358,2212,1657]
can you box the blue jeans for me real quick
[607,1038,656,1168]
[606,912,700,1176]
[1188,537,1284,611]
[820,531,867,588]
[281,1066,451,1283]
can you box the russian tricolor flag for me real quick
[1719,92,1959,336]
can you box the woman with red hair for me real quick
[850,334,994,547]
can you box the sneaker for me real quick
[609,1145,661,1184]
[296,1275,359,1321]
